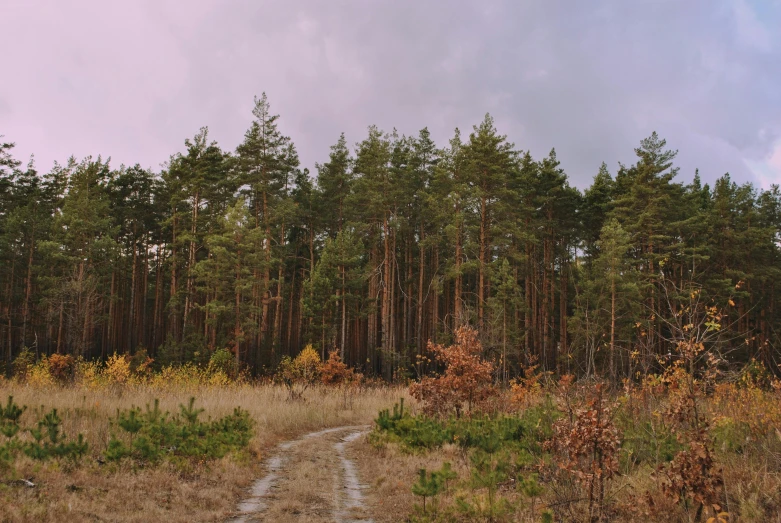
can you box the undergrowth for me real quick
[105,397,254,465]
[0,394,254,480]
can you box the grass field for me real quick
[0,380,405,522]
[2,362,781,522]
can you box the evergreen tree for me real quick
[593,219,638,380]
[462,114,517,331]
[236,93,299,360]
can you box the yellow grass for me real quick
[0,381,407,523]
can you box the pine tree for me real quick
[194,198,260,366]
[610,132,683,363]
[53,157,118,356]
[594,219,638,380]
[349,126,394,377]
[236,93,299,361]
[462,114,517,330]
[316,133,353,238]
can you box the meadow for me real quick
[0,350,403,522]
[1,341,781,522]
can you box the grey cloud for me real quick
[1,0,779,187]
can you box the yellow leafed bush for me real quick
[104,353,132,385]
[27,357,55,387]
[74,358,103,389]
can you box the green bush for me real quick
[106,397,253,464]
[0,396,88,472]
[619,419,682,468]
[11,348,36,380]
[375,398,557,454]
[711,417,753,454]
[208,348,238,379]
[374,399,558,522]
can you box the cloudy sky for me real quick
[2,0,780,188]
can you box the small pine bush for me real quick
[0,397,88,465]
[106,397,253,464]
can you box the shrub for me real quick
[410,326,497,418]
[321,350,355,385]
[47,354,75,383]
[658,364,724,521]
[149,362,205,389]
[74,358,103,389]
[276,345,322,399]
[11,348,36,381]
[207,348,238,379]
[129,348,154,378]
[104,353,132,385]
[0,396,87,467]
[546,383,621,522]
[510,357,548,410]
[106,397,253,464]
[27,357,55,387]
[374,399,552,455]
[737,359,771,390]
[24,408,89,461]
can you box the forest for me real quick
[1,93,780,381]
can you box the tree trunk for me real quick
[610,275,616,382]
[454,204,463,327]
[381,216,392,380]
[184,190,199,327]
[21,227,36,349]
[417,230,425,354]
[340,264,347,359]
[478,195,487,328]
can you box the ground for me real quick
[0,383,403,523]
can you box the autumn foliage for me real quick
[409,326,497,417]
[320,350,356,385]
[547,383,620,522]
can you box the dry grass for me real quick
[353,381,781,523]
[0,381,406,523]
[356,440,472,522]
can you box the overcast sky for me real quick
[2,0,780,189]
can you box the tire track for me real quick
[230,425,372,522]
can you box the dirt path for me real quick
[230,426,373,523]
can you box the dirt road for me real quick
[230,426,374,523]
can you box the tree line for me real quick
[1,94,779,380]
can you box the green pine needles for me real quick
[374,399,559,522]
[411,462,458,516]
[0,396,88,477]
[0,395,254,478]
[105,397,253,464]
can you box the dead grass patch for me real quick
[0,382,406,522]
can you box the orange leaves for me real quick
[510,357,548,409]
[661,438,723,512]
[47,354,75,383]
[546,383,620,521]
[658,366,725,516]
[320,350,356,385]
[409,326,497,418]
